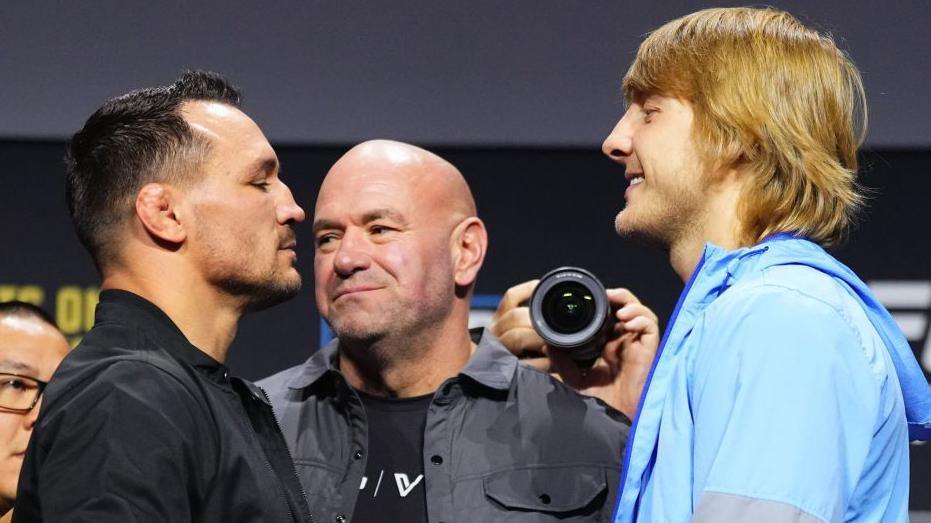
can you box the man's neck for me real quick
[668,175,746,282]
[338,325,474,398]
[101,271,240,363]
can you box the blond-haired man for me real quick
[603,8,930,522]
[496,7,929,522]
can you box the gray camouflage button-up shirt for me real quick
[259,328,629,523]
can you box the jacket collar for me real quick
[286,327,517,392]
[94,289,230,384]
[665,232,930,438]
[741,234,931,439]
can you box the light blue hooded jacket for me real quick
[612,235,931,522]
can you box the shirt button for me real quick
[430,455,443,465]
[353,450,363,460]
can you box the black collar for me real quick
[94,289,230,384]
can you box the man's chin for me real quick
[614,212,671,249]
[219,274,302,312]
[330,322,386,346]
[614,210,637,237]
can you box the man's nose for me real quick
[276,181,307,224]
[332,231,371,277]
[602,113,634,162]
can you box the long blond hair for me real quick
[623,7,867,247]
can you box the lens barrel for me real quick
[529,267,609,363]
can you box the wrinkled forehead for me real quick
[316,163,438,220]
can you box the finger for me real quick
[620,315,660,336]
[601,322,628,368]
[616,303,659,325]
[606,288,641,308]
[495,280,539,315]
[488,307,532,338]
[497,327,546,356]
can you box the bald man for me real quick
[260,140,636,523]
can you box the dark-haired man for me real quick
[15,72,314,522]
[0,302,68,523]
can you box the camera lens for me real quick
[542,282,596,334]
[529,267,610,363]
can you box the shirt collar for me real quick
[286,327,518,392]
[94,289,230,384]
[459,328,518,391]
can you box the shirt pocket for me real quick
[482,465,608,516]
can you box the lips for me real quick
[279,228,297,250]
[332,285,383,301]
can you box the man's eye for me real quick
[370,225,396,236]
[317,234,337,247]
[0,379,29,392]
[252,182,271,191]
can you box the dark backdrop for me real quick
[2,141,929,507]
[2,1,929,148]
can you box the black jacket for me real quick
[260,329,630,522]
[15,290,314,522]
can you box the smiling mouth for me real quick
[333,286,383,300]
[627,175,645,186]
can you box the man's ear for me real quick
[135,183,186,245]
[451,217,487,288]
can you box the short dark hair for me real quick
[66,70,242,271]
[0,301,58,330]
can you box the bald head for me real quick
[312,140,488,351]
[318,140,476,225]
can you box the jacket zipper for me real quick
[610,250,709,522]
[260,386,316,523]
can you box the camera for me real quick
[529,267,610,364]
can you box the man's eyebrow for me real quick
[0,359,38,375]
[312,209,407,235]
[246,157,279,178]
[313,219,342,235]
[360,208,406,225]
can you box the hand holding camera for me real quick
[490,267,660,419]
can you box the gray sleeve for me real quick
[693,492,825,523]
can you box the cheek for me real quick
[381,247,410,274]
[313,256,331,304]
[0,415,22,446]
[396,240,452,291]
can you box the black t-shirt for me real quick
[352,391,433,523]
